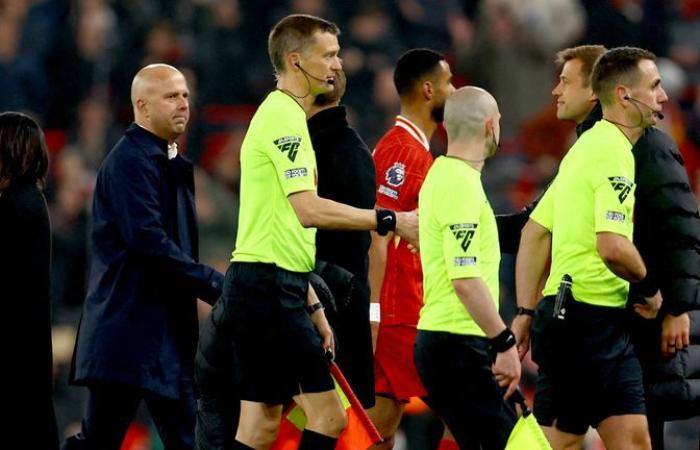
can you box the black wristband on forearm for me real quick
[489,328,516,353]
[516,306,535,317]
[375,208,397,236]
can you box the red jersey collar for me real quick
[395,115,430,151]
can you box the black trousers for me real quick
[63,380,196,450]
[414,330,517,450]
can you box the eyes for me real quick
[166,92,189,100]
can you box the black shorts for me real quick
[414,330,517,450]
[221,262,334,405]
[531,297,646,435]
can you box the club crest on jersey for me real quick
[450,223,477,252]
[608,176,633,203]
[385,162,406,187]
[274,136,302,162]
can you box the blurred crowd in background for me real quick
[2,0,700,448]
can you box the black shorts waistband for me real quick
[541,295,626,319]
[229,261,310,283]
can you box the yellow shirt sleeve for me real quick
[440,179,484,280]
[530,181,555,231]
[592,156,634,236]
[267,125,316,197]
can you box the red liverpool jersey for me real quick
[373,116,434,326]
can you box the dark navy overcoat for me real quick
[71,124,223,399]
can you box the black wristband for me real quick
[375,208,397,236]
[306,302,325,315]
[489,328,516,353]
[516,306,535,317]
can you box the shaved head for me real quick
[130,64,190,142]
[444,86,499,143]
[131,64,183,107]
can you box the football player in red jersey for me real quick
[368,48,456,450]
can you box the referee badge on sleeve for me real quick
[450,223,477,252]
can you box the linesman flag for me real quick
[271,362,383,450]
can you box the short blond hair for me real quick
[268,14,339,76]
[555,45,607,87]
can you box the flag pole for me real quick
[330,361,383,444]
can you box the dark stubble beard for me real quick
[431,102,445,123]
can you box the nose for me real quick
[658,87,669,105]
[552,82,561,97]
[332,56,342,71]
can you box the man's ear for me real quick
[422,80,434,101]
[588,89,598,105]
[137,99,148,117]
[615,85,630,104]
[484,117,493,135]
[286,52,302,72]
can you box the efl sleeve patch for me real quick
[607,176,633,203]
[274,136,302,162]
[449,223,478,252]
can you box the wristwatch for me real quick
[516,306,535,317]
[306,302,325,315]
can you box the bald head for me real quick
[131,64,190,142]
[131,64,183,107]
[444,86,499,144]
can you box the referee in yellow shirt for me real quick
[414,86,520,449]
[520,47,668,450]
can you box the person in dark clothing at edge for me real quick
[507,46,700,449]
[0,112,59,450]
[64,64,225,450]
[307,68,377,409]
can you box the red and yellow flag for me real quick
[271,362,382,450]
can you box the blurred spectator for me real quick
[47,0,116,128]
[456,0,586,136]
[49,151,92,324]
[194,166,238,273]
[393,0,468,51]
[582,0,670,56]
[193,0,264,104]
[0,0,61,120]
[0,2,693,447]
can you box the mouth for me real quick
[326,76,336,85]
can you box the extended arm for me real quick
[288,190,418,244]
[512,219,551,359]
[453,277,521,399]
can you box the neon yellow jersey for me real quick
[232,90,317,272]
[417,157,501,336]
[531,120,635,308]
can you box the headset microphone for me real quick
[624,95,664,120]
[295,62,335,85]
